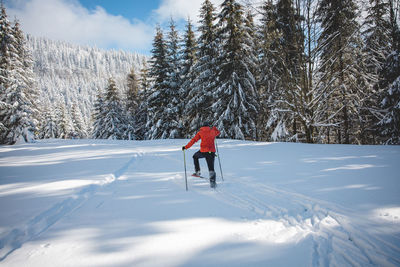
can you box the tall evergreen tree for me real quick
[126,67,140,114]
[257,0,282,141]
[213,0,259,139]
[261,0,305,142]
[101,78,126,139]
[41,108,58,139]
[164,19,182,138]
[0,6,38,144]
[185,0,220,136]
[180,18,198,136]
[378,0,400,144]
[361,0,392,143]
[70,102,87,138]
[125,67,139,140]
[135,59,150,140]
[146,26,171,139]
[57,102,71,139]
[91,89,106,139]
[316,0,367,144]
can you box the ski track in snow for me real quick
[0,152,141,261]
[182,173,400,267]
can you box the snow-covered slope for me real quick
[0,139,399,266]
[28,36,146,126]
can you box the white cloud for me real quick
[154,0,224,24]
[6,0,154,53]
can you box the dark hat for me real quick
[202,120,211,127]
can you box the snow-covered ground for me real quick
[0,139,399,266]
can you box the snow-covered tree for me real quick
[185,0,220,136]
[56,102,72,139]
[135,59,150,140]
[125,67,140,140]
[377,1,400,144]
[180,18,198,136]
[316,0,367,144]
[91,89,106,139]
[257,0,281,141]
[213,0,259,140]
[164,19,182,138]
[146,25,181,139]
[361,0,393,143]
[70,102,87,138]
[40,105,58,139]
[0,6,39,144]
[93,78,126,140]
[379,72,400,144]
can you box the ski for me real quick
[191,174,217,188]
[191,174,206,179]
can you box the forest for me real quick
[1,0,400,145]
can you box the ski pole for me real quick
[215,140,224,181]
[183,149,188,191]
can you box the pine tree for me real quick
[378,0,400,144]
[257,0,281,141]
[57,102,71,139]
[180,18,198,136]
[135,59,150,140]
[125,67,140,140]
[213,0,259,139]
[146,25,179,139]
[185,0,220,136]
[164,19,182,138]
[126,67,139,114]
[361,0,393,143]
[316,0,367,144]
[70,102,87,138]
[91,89,106,139]
[40,105,59,139]
[0,6,38,144]
[101,78,126,139]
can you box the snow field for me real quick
[0,139,399,266]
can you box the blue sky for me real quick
[4,0,227,55]
[78,0,161,22]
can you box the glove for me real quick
[182,146,186,150]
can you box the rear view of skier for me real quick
[182,122,220,188]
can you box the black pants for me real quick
[193,151,215,172]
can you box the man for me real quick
[182,122,220,188]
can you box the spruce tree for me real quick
[101,78,126,140]
[146,25,179,139]
[70,102,87,138]
[125,67,140,140]
[165,19,182,138]
[257,0,281,141]
[378,0,400,144]
[135,59,150,140]
[180,18,198,137]
[185,0,219,136]
[316,0,367,144]
[213,0,259,139]
[362,0,392,143]
[40,105,59,139]
[91,89,106,139]
[0,6,38,144]
[57,102,71,139]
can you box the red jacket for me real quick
[185,126,220,152]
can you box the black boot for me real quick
[209,171,216,188]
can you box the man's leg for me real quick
[193,151,205,173]
[205,152,215,172]
[205,152,216,187]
